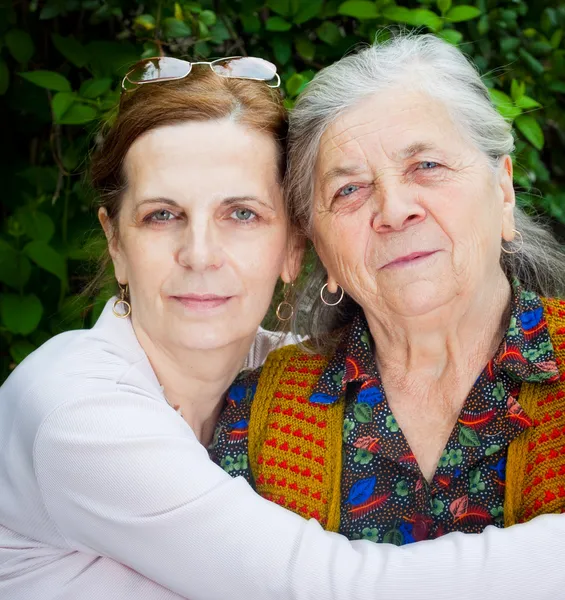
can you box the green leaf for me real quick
[6,29,35,63]
[0,293,43,335]
[240,14,261,33]
[39,3,60,20]
[488,88,522,121]
[18,210,55,242]
[446,5,482,22]
[458,425,481,447]
[267,0,291,17]
[515,95,542,110]
[134,14,156,30]
[549,81,565,94]
[272,35,292,64]
[57,103,98,125]
[317,21,342,45]
[9,340,36,364]
[295,37,316,61]
[519,49,545,75]
[438,29,463,45]
[515,114,544,150]
[294,0,323,24]
[24,241,67,283]
[163,17,192,38]
[19,70,71,92]
[51,91,75,121]
[286,73,307,96]
[550,29,563,50]
[200,10,217,26]
[0,58,9,95]
[353,402,373,423]
[338,1,379,20]
[437,0,452,15]
[51,34,88,68]
[266,16,293,31]
[510,79,526,102]
[80,78,112,99]
[209,21,231,43]
[383,6,442,30]
[0,239,31,289]
[383,528,404,546]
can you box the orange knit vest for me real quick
[248,297,565,532]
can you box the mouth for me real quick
[381,250,439,269]
[171,294,233,310]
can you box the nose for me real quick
[176,217,224,272]
[371,181,426,233]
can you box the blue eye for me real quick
[150,209,175,222]
[419,161,439,170]
[339,184,359,197]
[231,208,257,222]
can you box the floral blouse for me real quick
[211,281,559,545]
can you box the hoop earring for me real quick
[113,283,131,318]
[276,283,294,322]
[320,283,344,306]
[501,229,523,255]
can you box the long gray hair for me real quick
[286,33,565,345]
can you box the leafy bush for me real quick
[1,0,564,381]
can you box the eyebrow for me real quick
[320,165,368,189]
[135,195,275,212]
[394,141,437,160]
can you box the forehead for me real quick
[316,89,466,169]
[124,118,280,198]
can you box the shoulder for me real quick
[243,327,305,370]
[0,300,160,444]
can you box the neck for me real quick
[366,271,512,387]
[133,323,254,445]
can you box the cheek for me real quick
[232,229,288,287]
[120,231,176,288]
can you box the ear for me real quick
[98,207,128,284]
[281,232,306,284]
[499,155,516,242]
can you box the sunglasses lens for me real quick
[125,57,191,85]
[211,57,278,85]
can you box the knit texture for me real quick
[249,298,565,530]
[505,297,565,525]
[249,345,344,531]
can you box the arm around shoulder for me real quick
[34,390,565,600]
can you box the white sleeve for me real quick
[34,392,565,600]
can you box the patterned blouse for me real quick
[211,281,559,545]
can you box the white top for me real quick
[0,299,564,600]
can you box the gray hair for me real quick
[287,33,565,345]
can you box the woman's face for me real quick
[311,90,516,319]
[100,118,297,352]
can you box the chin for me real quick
[381,278,456,317]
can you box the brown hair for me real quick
[87,65,288,296]
[92,65,288,224]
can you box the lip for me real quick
[171,294,233,311]
[381,250,439,269]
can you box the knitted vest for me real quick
[248,297,565,532]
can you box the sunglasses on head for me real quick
[121,56,281,92]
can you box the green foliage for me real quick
[1,0,565,381]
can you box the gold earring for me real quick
[501,229,523,255]
[320,283,344,306]
[113,283,131,318]
[276,283,294,322]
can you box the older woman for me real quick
[213,34,565,552]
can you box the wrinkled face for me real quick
[312,90,516,319]
[100,119,297,352]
